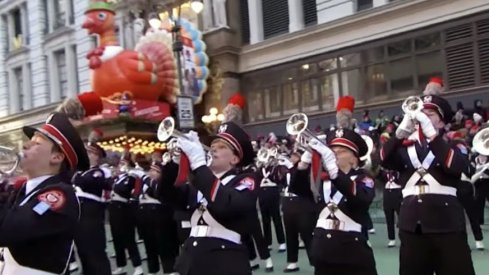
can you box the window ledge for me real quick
[5,46,29,61]
[43,26,75,44]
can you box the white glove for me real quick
[415,112,437,139]
[278,155,293,169]
[309,139,338,179]
[300,151,312,164]
[177,131,206,170]
[172,155,180,165]
[395,115,415,139]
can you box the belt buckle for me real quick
[416,184,429,194]
[416,167,427,179]
[196,225,209,237]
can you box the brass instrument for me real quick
[473,127,489,156]
[157,117,212,163]
[402,96,423,118]
[0,146,21,180]
[256,146,278,165]
[286,113,325,151]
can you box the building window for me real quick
[54,0,66,29]
[303,0,317,26]
[240,0,250,44]
[10,8,24,50]
[262,0,289,39]
[357,0,373,12]
[13,67,23,111]
[247,90,264,122]
[320,74,338,111]
[55,49,68,99]
[265,87,282,118]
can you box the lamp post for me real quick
[202,107,224,132]
[147,0,204,130]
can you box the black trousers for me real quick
[474,180,489,224]
[109,201,142,268]
[282,196,316,263]
[243,211,270,260]
[457,181,483,241]
[312,230,377,275]
[399,229,475,275]
[258,187,285,246]
[383,188,402,240]
[176,237,251,275]
[74,199,111,275]
[138,203,179,273]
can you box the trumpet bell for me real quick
[473,128,489,156]
[286,113,309,136]
[402,96,423,116]
[257,148,269,163]
[157,117,176,142]
[0,146,20,177]
[360,135,374,162]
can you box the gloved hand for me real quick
[177,131,206,170]
[300,151,312,164]
[415,112,437,139]
[396,115,415,139]
[309,139,338,179]
[278,155,293,169]
[172,154,180,165]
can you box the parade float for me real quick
[58,0,210,157]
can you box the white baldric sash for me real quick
[316,177,362,233]
[260,168,277,187]
[189,175,241,244]
[403,145,456,198]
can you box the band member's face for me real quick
[331,146,358,171]
[87,149,100,166]
[210,139,239,172]
[422,109,444,129]
[21,133,64,176]
[149,168,161,180]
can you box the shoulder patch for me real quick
[456,143,468,155]
[361,177,375,188]
[36,189,66,211]
[235,177,255,191]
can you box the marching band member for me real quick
[300,128,377,275]
[109,155,144,275]
[472,149,489,225]
[447,130,485,250]
[281,151,316,273]
[72,141,112,274]
[160,122,257,275]
[138,161,179,275]
[0,113,89,274]
[256,151,286,252]
[380,168,402,248]
[381,94,475,275]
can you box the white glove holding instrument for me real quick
[396,115,415,139]
[309,139,339,179]
[278,155,294,169]
[415,112,437,139]
[177,131,207,170]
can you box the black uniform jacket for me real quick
[159,161,258,236]
[0,175,79,274]
[380,134,469,233]
[73,166,112,197]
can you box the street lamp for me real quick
[202,107,225,129]
[190,0,204,14]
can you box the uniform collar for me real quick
[26,175,53,194]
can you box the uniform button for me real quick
[404,165,408,168]
[445,203,448,206]
[326,234,332,239]
[418,199,422,203]
[221,245,225,249]
[355,237,358,241]
[193,241,198,247]
[344,199,347,202]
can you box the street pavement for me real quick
[69,222,489,274]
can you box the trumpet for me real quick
[473,127,489,156]
[286,113,325,150]
[402,96,423,118]
[257,147,278,164]
[157,117,210,151]
[0,146,21,180]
